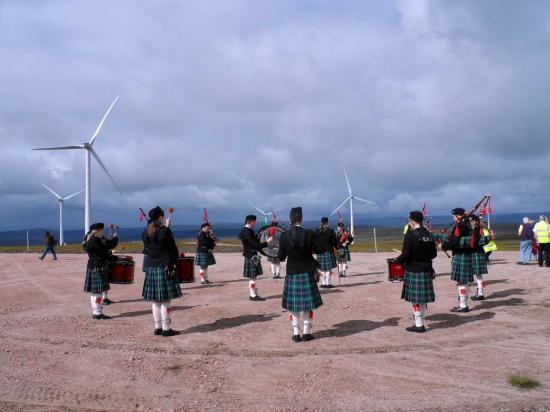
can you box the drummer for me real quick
[196,222,217,285]
[142,206,181,337]
[395,211,437,333]
[83,223,118,320]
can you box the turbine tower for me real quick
[33,97,122,233]
[330,169,375,238]
[41,184,84,245]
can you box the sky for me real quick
[1,0,549,231]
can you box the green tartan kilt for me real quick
[451,253,474,285]
[471,251,488,275]
[317,252,337,271]
[282,272,323,313]
[243,257,263,279]
[195,251,216,267]
[267,256,280,264]
[337,247,351,263]
[83,267,110,293]
[142,266,182,302]
[401,271,435,304]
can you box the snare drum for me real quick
[387,258,405,282]
[110,256,135,284]
[176,257,195,283]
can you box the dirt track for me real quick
[1,252,549,411]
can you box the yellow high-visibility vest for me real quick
[534,221,550,244]
[403,224,409,236]
[483,227,498,252]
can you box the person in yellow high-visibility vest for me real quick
[534,215,550,267]
[483,226,498,261]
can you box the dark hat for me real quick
[272,221,279,226]
[201,222,210,229]
[469,214,479,222]
[290,207,303,223]
[89,222,104,231]
[245,214,257,222]
[452,208,466,216]
[337,222,344,227]
[408,211,424,224]
[148,206,164,221]
[321,217,329,224]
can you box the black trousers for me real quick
[538,243,550,266]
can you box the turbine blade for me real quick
[344,169,352,195]
[33,145,84,151]
[63,190,84,201]
[252,204,268,216]
[90,96,119,145]
[41,184,62,200]
[330,197,351,216]
[354,196,376,205]
[89,147,123,197]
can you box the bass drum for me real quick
[256,225,286,258]
[110,256,135,284]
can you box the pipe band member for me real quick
[279,207,323,342]
[238,214,272,301]
[196,222,216,285]
[83,222,118,319]
[336,222,353,277]
[142,206,181,337]
[469,214,490,301]
[395,211,437,333]
[442,208,474,313]
[315,217,338,289]
[268,221,282,279]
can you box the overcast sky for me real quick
[1,0,549,231]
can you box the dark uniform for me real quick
[196,229,216,284]
[315,221,338,288]
[336,226,353,276]
[238,217,268,300]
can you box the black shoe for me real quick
[249,295,266,301]
[162,329,180,337]
[302,334,314,341]
[326,284,334,289]
[406,325,426,333]
[53,258,58,261]
[292,335,302,343]
[471,295,485,301]
[516,262,524,265]
[450,306,469,313]
[320,284,326,289]
[101,298,113,305]
[154,328,162,336]
[92,314,111,320]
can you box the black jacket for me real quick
[315,228,337,254]
[336,230,353,249]
[395,227,437,273]
[143,226,179,267]
[278,226,318,275]
[197,231,216,253]
[85,235,119,269]
[238,226,267,259]
[45,234,56,247]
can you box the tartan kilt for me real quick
[83,267,110,293]
[401,271,435,304]
[267,256,280,264]
[471,251,488,275]
[243,257,263,279]
[317,252,337,271]
[337,248,351,263]
[282,272,323,313]
[142,266,182,302]
[451,253,474,285]
[195,251,216,267]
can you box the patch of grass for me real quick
[507,374,541,390]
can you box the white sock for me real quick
[271,264,276,275]
[276,265,281,276]
[160,301,172,331]
[325,272,331,285]
[338,263,343,274]
[290,312,300,336]
[476,275,485,296]
[249,280,257,297]
[102,291,107,300]
[204,268,209,282]
[343,264,348,274]
[303,312,312,335]
[459,286,468,308]
[200,269,206,282]
[152,302,162,329]
[91,294,102,315]
[412,304,423,327]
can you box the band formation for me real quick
[81,203,502,341]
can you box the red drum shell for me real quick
[110,257,135,284]
[387,258,405,282]
[177,257,195,283]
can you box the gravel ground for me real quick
[1,252,549,411]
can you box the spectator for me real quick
[39,231,58,261]
[534,215,550,267]
[518,217,534,264]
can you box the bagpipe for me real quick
[256,210,285,258]
[202,208,218,244]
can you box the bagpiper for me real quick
[278,207,323,342]
[196,222,216,285]
[142,206,181,336]
[83,223,118,319]
[315,217,338,288]
[238,215,273,301]
[469,214,490,301]
[442,208,474,313]
[395,211,437,333]
[267,220,282,279]
[336,222,353,277]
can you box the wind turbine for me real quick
[330,169,375,238]
[41,184,84,245]
[32,96,122,234]
[252,204,274,225]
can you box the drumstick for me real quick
[166,207,174,228]
[392,249,400,253]
[108,224,113,237]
